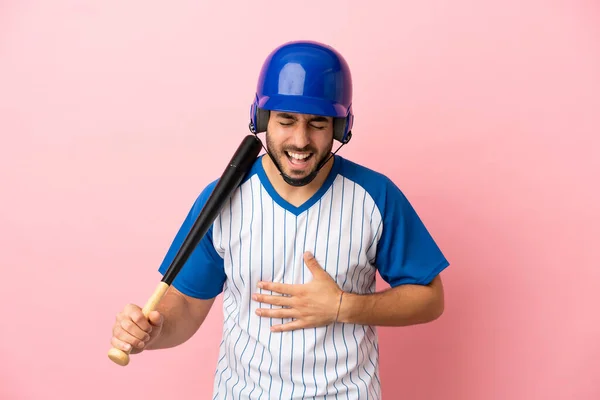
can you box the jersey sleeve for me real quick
[157,179,226,299]
[374,178,449,287]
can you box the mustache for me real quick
[283,146,316,153]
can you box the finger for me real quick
[147,311,163,327]
[256,307,296,319]
[303,252,326,277]
[119,318,151,342]
[128,308,153,333]
[253,293,293,307]
[114,325,148,349]
[111,336,133,352]
[270,319,305,332]
[257,281,300,295]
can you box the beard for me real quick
[265,131,333,182]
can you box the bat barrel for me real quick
[162,134,262,285]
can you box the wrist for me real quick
[333,290,344,323]
[335,291,362,324]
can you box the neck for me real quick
[262,154,335,207]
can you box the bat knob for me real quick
[108,347,130,366]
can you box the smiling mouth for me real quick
[285,151,313,166]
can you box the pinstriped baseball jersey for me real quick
[158,154,449,399]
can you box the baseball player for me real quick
[110,40,450,399]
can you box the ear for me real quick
[249,101,270,134]
[255,108,270,133]
[333,117,352,143]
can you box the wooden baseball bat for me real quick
[108,134,263,366]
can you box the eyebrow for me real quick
[276,113,329,122]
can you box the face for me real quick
[265,111,334,181]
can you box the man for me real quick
[110,40,449,399]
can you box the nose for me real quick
[290,124,310,149]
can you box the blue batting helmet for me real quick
[249,40,354,144]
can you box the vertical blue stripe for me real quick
[348,191,368,289]
[362,218,379,293]
[238,186,245,287]
[218,214,223,251]
[253,185,266,399]
[214,198,242,399]
[359,200,380,398]
[238,179,256,398]
[213,214,225,398]
[365,202,381,262]
[267,198,275,397]
[340,181,357,399]
[332,178,346,398]
[351,190,370,398]
[225,187,245,399]
[212,292,238,400]
[301,208,309,398]
[228,192,243,311]
[278,209,286,399]
[290,213,297,397]
[214,291,234,371]
[322,181,336,393]
[355,202,378,293]
[365,327,380,381]
[365,326,382,396]
[312,199,322,396]
[231,186,246,396]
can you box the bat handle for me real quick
[107,281,170,366]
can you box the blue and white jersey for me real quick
[158,154,449,399]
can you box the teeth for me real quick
[288,152,310,160]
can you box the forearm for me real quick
[337,275,444,326]
[144,290,206,351]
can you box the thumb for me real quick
[304,252,325,277]
[148,311,163,327]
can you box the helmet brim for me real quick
[257,94,349,118]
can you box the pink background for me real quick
[1,1,599,399]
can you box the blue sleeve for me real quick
[157,179,226,299]
[374,178,449,287]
